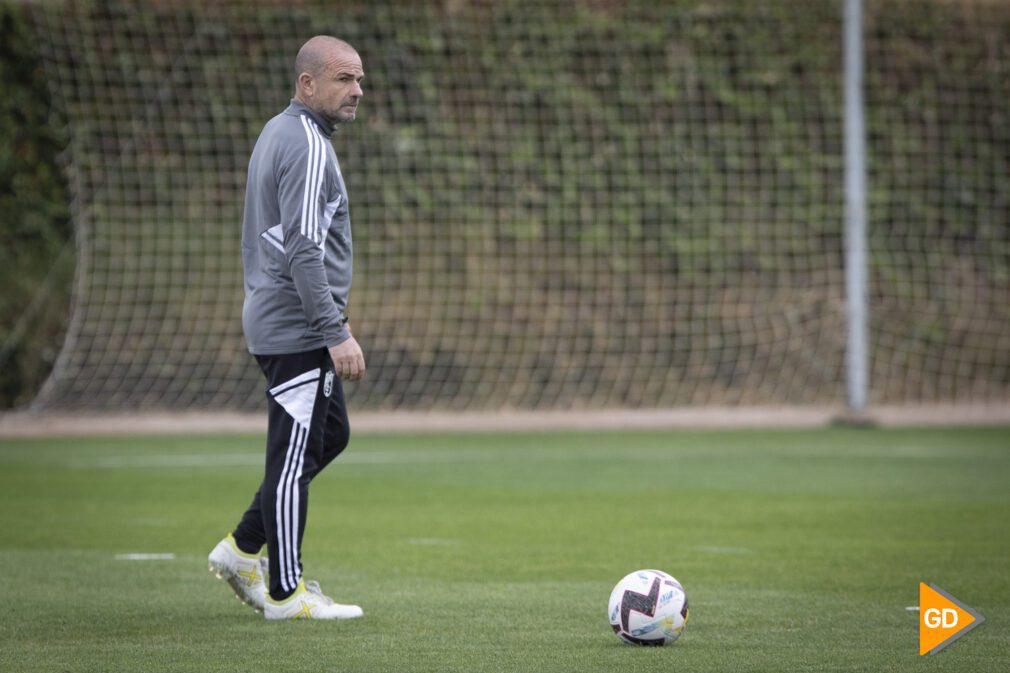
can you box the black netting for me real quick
[25,0,1010,411]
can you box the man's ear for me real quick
[298,72,314,97]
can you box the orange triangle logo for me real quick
[919,583,984,655]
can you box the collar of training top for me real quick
[285,99,336,137]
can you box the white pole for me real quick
[844,0,869,414]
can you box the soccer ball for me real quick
[608,569,689,646]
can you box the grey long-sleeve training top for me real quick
[241,99,353,355]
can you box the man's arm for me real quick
[276,126,364,379]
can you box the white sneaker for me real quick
[208,534,267,612]
[264,579,363,620]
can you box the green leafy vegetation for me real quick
[0,4,73,409]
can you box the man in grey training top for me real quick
[208,36,366,620]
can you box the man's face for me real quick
[306,48,364,125]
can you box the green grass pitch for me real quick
[1,426,1008,672]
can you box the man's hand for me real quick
[329,335,365,381]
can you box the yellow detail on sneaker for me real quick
[238,563,262,587]
[225,534,261,559]
[267,579,308,606]
[264,579,362,620]
[208,534,267,613]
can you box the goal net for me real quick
[24,0,1010,412]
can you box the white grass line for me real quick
[690,545,753,555]
[60,440,987,470]
[406,538,460,546]
[114,553,176,561]
[76,451,463,469]
[71,447,668,469]
[131,517,172,526]
[77,454,262,469]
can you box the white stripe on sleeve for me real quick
[299,117,315,240]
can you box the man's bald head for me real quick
[295,36,356,82]
[293,36,365,126]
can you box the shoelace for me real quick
[257,557,335,607]
[305,580,335,605]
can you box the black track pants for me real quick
[232,348,349,600]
